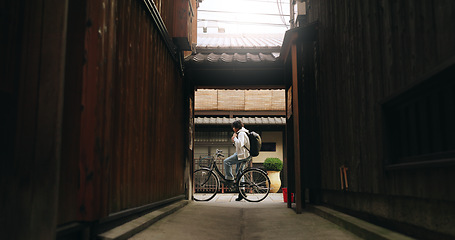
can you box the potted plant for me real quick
[263,158,283,193]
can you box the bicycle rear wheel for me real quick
[238,169,270,202]
[193,169,219,201]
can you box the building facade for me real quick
[1,0,197,239]
[282,1,455,239]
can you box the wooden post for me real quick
[285,107,293,209]
[2,0,69,238]
[79,0,103,221]
[291,43,304,213]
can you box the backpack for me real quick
[244,131,262,157]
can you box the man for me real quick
[224,120,251,201]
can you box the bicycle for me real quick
[193,149,271,202]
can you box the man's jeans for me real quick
[223,153,251,180]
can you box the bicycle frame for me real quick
[203,149,267,183]
[202,152,231,183]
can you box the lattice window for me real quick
[383,64,455,167]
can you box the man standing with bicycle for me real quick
[224,120,251,201]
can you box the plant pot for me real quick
[267,171,281,193]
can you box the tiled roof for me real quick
[185,34,284,88]
[197,33,284,48]
[195,117,286,125]
[186,52,279,64]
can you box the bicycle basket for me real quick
[197,156,212,168]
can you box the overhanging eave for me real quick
[185,63,284,89]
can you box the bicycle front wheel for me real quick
[193,169,219,201]
[238,169,270,202]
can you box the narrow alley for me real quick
[2,0,455,239]
[97,194,414,240]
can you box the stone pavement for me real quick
[128,193,363,240]
[99,193,415,240]
[207,192,286,203]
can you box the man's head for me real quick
[231,120,244,132]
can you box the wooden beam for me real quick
[172,0,192,50]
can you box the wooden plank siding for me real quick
[73,0,187,222]
[2,0,190,238]
[301,0,455,238]
[314,0,455,196]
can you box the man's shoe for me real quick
[235,194,244,201]
[225,180,234,187]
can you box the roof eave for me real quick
[195,46,282,54]
[279,21,319,63]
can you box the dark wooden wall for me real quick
[1,0,68,239]
[303,0,455,238]
[1,0,190,238]
[109,0,185,214]
[58,0,188,224]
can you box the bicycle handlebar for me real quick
[216,149,224,157]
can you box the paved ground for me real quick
[129,194,362,240]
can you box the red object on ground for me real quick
[282,188,295,203]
